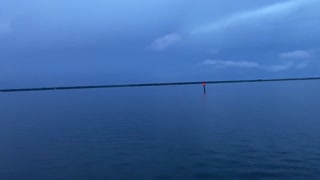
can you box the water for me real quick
[1,81,320,179]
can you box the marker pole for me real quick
[202,82,206,94]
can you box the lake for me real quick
[1,81,320,179]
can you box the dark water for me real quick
[1,81,320,179]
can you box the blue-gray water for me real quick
[1,81,320,179]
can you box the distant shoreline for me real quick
[1,77,320,93]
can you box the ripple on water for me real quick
[155,175,174,179]
[238,171,286,179]
[193,162,211,168]
[282,158,303,164]
[192,172,223,179]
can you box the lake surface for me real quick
[1,81,320,179]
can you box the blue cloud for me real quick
[191,0,318,34]
[279,50,311,59]
[148,33,181,51]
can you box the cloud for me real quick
[192,0,318,34]
[148,33,181,51]
[203,59,309,71]
[279,50,311,59]
[203,59,260,68]
[265,62,294,71]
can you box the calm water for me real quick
[1,81,320,179]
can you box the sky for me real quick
[1,0,320,87]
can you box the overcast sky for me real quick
[1,0,320,87]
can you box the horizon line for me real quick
[1,77,320,93]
